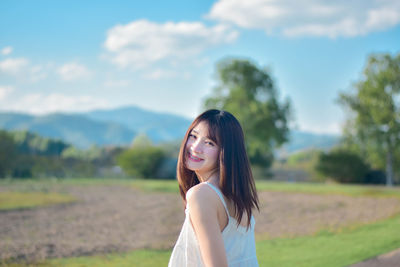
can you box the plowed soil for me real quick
[1,184,400,263]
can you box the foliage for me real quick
[204,58,291,168]
[0,130,18,177]
[12,154,34,178]
[31,156,67,178]
[1,129,124,179]
[339,53,400,185]
[131,133,153,148]
[364,170,386,185]
[62,145,102,160]
[316,150,370,184]
[62,145,121,163]
[154,157,177,179]
[12,130,70,156]
[157,140,181,158]
[117,145,166,179]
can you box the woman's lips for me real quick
[188,152,203,162]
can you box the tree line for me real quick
[0,130,177,179]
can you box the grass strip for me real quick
[255,180,400,198]
[0,192,76,210]
[257,214,400,267]
[129,179,179,193]
[1,178,399,198]
[126,179,400,199]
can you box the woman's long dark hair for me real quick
[177,109,259,228]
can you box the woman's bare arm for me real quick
[187,184,228,267]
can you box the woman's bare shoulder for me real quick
[186,183,218,207]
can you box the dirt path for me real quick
[1,184,400,263]
[349,248,400,267]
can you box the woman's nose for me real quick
[191,140,203,154]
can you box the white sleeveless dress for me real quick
[168,182,259,267]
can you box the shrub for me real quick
[155,157,177,179]
[117,146,166,179]
[363,170,386,184]
[316,150,370,183]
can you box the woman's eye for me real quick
[189,134,197,139]
[206,141,214,146]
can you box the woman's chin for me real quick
[186,163,201,172]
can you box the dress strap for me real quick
[204,182,230,217]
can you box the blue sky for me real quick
[1,0,399,134]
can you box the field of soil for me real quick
[1,183,400,263]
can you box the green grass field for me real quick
[0,192,76,210]
[2,177,399,197]
[1,178,400,266]
[256,214,400,267]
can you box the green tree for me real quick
[117,136,166,179]
[204,58,291,168]
[339,53,400,186]
[131,133,153,148]
[12,130,69,156]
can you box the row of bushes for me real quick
[1,129,395,184]
[316,150,387,184]
[0,129,179,179]
[277,149,392,185]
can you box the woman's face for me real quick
[185,121,220,179]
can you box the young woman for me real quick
[169,109,259,267]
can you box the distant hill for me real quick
[83,106,191,143]
[0,106,340,152]
[0,112,135,148]
[278,130,340,157]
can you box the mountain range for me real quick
[0,106,340,153]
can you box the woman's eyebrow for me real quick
[191,129,213,140]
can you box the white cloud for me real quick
[193,57,210,67]
[0,57,50,82]
[30,65,48,82]
[143,69,178,80]
[104,79,131,87]
[1,46,13,56]
[58,62,92,81]
[0,85,14,100]
[0,57,89,86]
[103,19,238,68]
[0,57,29,75]
[207,0,400,38]
[7,93,109,114]
[301,121,342,135]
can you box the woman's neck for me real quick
[196,169,219,184]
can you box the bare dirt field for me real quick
[1,184,400,263]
